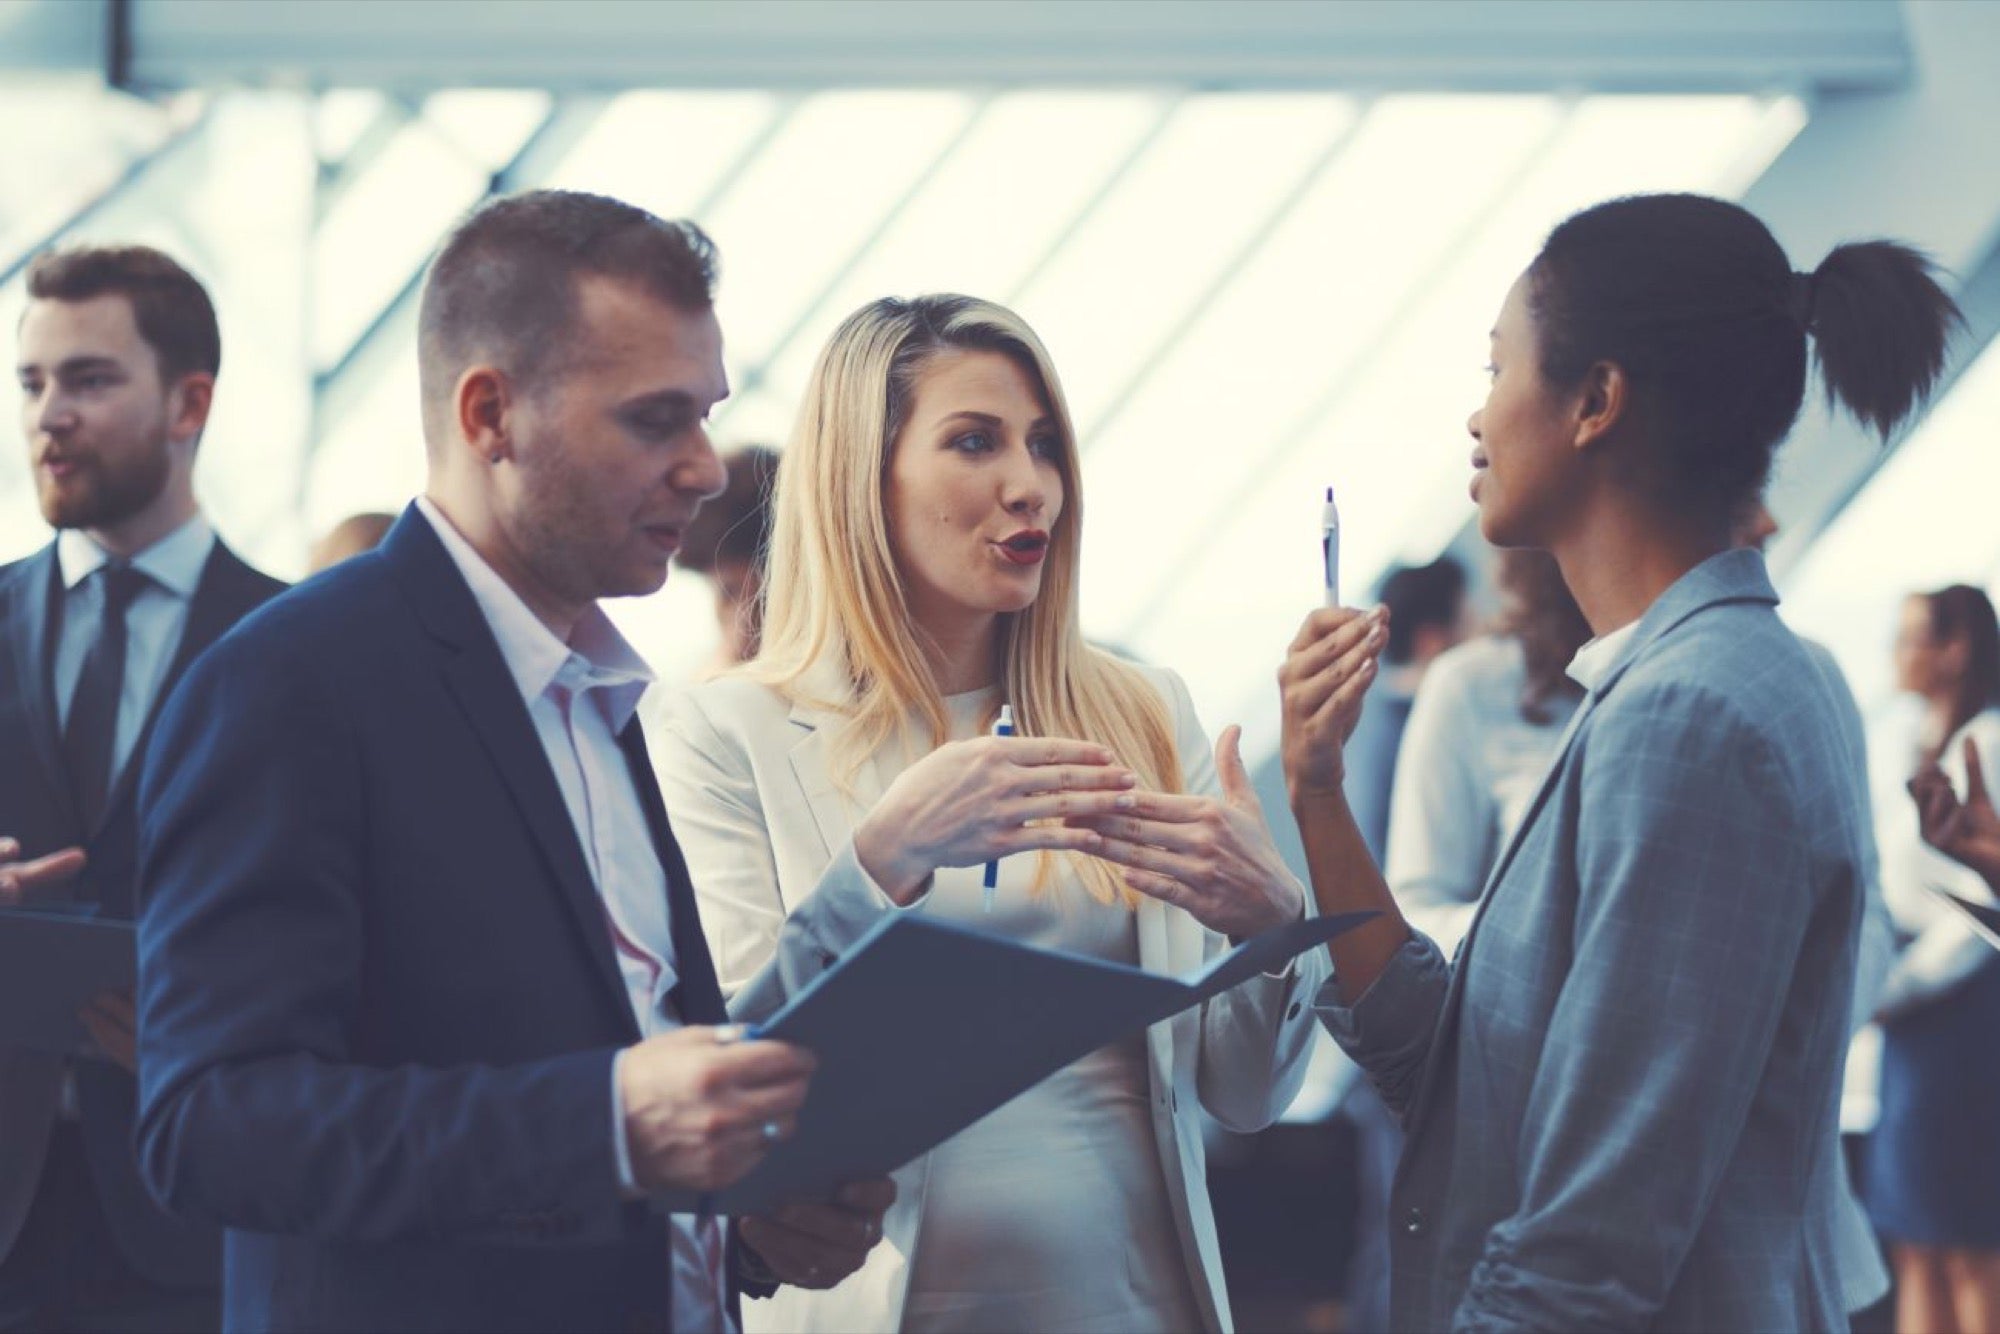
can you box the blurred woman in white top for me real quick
[1868,584,2000,1334]
[653,295,1343,1333]
[1384,548,1588,954]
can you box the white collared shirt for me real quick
[414,497,732,1334]
[54,515,216,784]
[1565,620,1640,694]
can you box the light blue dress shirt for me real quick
[53,515,216,787]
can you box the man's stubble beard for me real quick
[39,435,173,532]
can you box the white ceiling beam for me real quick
[3,0,1912,94]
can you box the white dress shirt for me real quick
[1564,619,1639,693]
[414,498,732,1334]
[54,515,215,786]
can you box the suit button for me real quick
[1404,1207,1425,1236]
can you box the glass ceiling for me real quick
[12,84,1973,755]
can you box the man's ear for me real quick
[166,371,215,446]
[1571,359,1629,453]
[456,365,514,466]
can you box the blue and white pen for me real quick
[982,703,1016,912]
[1321,486,1341,607]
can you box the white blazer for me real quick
[652,661,1329,1333]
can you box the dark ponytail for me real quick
[1528,193,1964,523]
[1804,240,1962,439]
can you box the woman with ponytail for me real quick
[1278,193,1962,1331]
[654,295,1345,1333]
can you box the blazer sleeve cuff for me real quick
[795,839,928,963]
[1313,933,1449,1067]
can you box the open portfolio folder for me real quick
[0,907,134,1052]
[656,909,1373,1216]
[1926,881,2000,951]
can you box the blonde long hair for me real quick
[750,295,1183,905]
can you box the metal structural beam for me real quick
[313,96,419,228]
[5,0,1913,95]
[0,103,213,287]
[722,94,997,412]
[306,97,606,452]
[1750,0,2000,581]
[1076,102,1371,452]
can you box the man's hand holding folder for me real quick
[0,834,86,902]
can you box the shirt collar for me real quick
[414,496,653,727]
[1566,620,1640,693]
[57,514,215,598]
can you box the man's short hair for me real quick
[26,245,221,383]
[679,445,779,575]
[417,189,718,439]
[1376,555,1467,665]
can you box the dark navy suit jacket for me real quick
[0,536,282,1288]
[135,509,734,1332]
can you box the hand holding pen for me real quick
[1282,483,1386,800]
[851,731,1139,906]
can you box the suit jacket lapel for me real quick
[782,670,893,873]
[621,721,729,1026]
[1405,548,1784,1139]
[10,547,75,828]
[1442,547,1784,978]
[387,510,635,1031]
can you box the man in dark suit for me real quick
[0,245,285,1330]
[134,191,890,1333]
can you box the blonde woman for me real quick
[654,295,1352,1333]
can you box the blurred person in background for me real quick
[1869,584,2000,1334]
[1383,547,1587,957]
[0,244,285,1332]
[1341,555,1467,867]
[675,444,778,671]
[305,511,394,574]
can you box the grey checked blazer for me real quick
[1319,549,1863,1332]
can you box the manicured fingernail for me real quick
[1115,793,1136,809]
[1118,771,1138,786]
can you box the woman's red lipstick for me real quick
[996,529,1049,566]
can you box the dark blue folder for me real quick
[0,907,134,1052]
[658,908,1372,1215]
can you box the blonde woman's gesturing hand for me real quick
[853,735,1139,903]
[1073,725,1305,939]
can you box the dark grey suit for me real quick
[0,536,283,1322]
